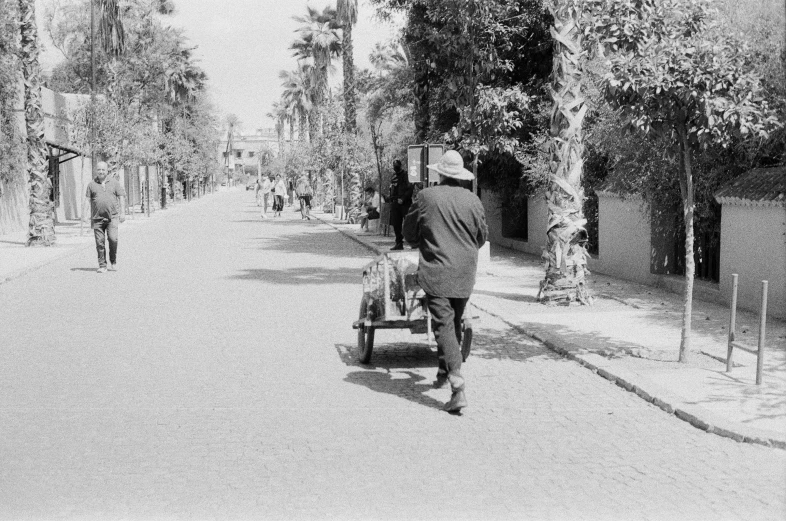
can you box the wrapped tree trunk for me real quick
[538,3,591,305]
[20,0,55,246]
[341,17,357,133]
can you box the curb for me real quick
[470,300,786,450]
[321,214,786,450]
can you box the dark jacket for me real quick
[390,168,413,207]
[402,179,488,298]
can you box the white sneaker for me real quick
[97,267,106,273]
[109,263,117,271]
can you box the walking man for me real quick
[403,150,487,413]
[389,159,412,250]
[260,174,272,218]
[83,161,126,273]
[295,172,313,220]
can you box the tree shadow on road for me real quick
[247,227,372,259]
[229,266,358,285]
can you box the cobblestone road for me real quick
[1,190,784,520]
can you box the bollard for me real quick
[727,274,738,373]
[756,281,768,385]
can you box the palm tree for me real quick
[291,6,341,139]
[336,0,358,132]
[267,101,289,153]
[279,66,312,142]
[164,45,207,200]
[19,0,55,246]
[537,2,591,305]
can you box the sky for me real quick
[37,0,402,132]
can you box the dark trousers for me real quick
[427,295,468,376]
[390,203,409,244]
[93,219,118,268]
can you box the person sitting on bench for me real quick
[357,186,381,233]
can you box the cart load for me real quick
[352,251,473,364]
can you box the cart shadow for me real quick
[336,342,447,411]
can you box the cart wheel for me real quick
[461,319,473,362]
[357,297,375,364]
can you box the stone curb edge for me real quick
[320,215,786,450]
[470,300,786,451]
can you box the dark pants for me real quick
[93,219,118,268]
[390,203,410,245]
[427,295,468,376]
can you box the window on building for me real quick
[248,151,255,158]
[235,151,242,159]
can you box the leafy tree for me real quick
[0,0,24,200]
[599,0,780,361]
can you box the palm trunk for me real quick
[20,0,55,246]
[538,5,591,305]
[342,23,357,133]
[408,4,430,143]
[678,126,695,363]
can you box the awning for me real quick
[46,140,83,165]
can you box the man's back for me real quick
[403,181,488,298]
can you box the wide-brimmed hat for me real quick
[426,150,474,181]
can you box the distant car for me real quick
[246,181,257,191]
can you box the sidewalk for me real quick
[319,212,786,449]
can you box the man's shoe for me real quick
[108,264,117,272]
[443,390,467,412]
[97,267,106,273]
[391,243,404,251]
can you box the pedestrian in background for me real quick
[83,161,127,273]
[272,174,286,217]
[295,173,313,220]
[389,159,413,250]
[403,150,488,413]
[260,175,272,218]
[287,177,295,207]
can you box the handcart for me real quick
[351,251,474,364]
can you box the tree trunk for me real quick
[678,127,695,363]
[538,4,591,305]
[407,4,430,143]
[20,0,56,246]
[342,22,357,133]
[369,121,384,196]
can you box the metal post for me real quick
[727,273,738,372]
[383,254,390,318]
[145,165,150,217]
[756,280,768,385]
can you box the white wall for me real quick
[591,193,657,285]
[719,204,786,319]
[480,189,547,256]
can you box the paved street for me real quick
[1,190,784,521]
